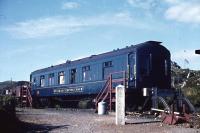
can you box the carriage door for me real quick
[103,61,113,79]
[128,52,136,87]
[70,68,76,84]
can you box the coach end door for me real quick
[128,52,136,88]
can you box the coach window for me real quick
[48,73,55,86]
[104,61,112,68]
[82,65,91,82]
[40,75,45,87]
[58,71,65,84]
[33,77,36,84]
[32,77,37,87]
[34,77,38,87]
[32,77,36,84]
[70,69,76,84]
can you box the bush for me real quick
[0,95,16,121]
[0,95,17,132]
[0,95,16,114]
[183,87,200,107]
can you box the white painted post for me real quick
[6,90,9,95]
[116,85,125,125]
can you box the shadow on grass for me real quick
[18,122,69,133]
[0,110,69,133]
[1,120,69,133]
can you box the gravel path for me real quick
[16,108,200,133]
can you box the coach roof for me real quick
[31,41,164,74]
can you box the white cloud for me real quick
[164,0,182,4]
[127,0,200,25]
[62,2,79,10]
[127,0,159,10]
[1,45,51,59]
[4,16,86,39]
[3,12,153,39]
[165,1,200,24]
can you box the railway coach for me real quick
[30,41,172,109]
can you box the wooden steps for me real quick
[20,85,32,107]
[95,71,126,112]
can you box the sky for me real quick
[0,0,200,82]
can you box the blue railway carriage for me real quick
[30,41,172,108]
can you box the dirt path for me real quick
[16,108,200,133]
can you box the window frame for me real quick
[82,65,91,82]
[82,65,90,72]
[40,75,45,87]
[58,71,65,85]
[103,61,113,68]
[48,73,55,86]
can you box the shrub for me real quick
[183,87,200,107]
[0,95,17,132]
[0,95,16,113]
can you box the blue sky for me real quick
[0,0,200,81]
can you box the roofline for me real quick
[31,40,164,74]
